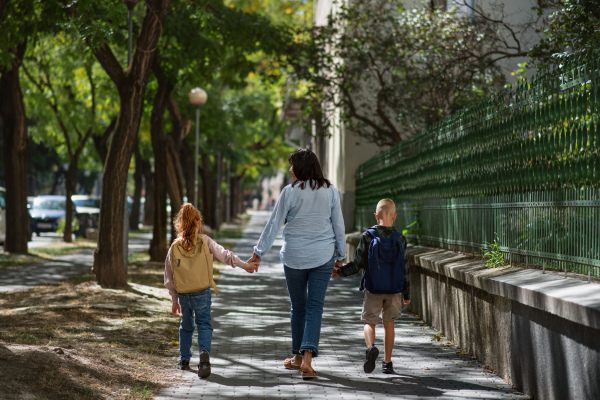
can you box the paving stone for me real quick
[156,211,530,400]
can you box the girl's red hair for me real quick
[173,203,203,250]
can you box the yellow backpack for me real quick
[170,235,219,295]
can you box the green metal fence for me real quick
[355,50,600,280]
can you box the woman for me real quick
[248,148,346,379]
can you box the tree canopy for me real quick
[531,0,600,64]
[291,0,543,146]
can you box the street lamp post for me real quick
[189,88,208,209]
[123,0,140,65]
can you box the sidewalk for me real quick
[157,211,529,400]
[0,232,152,293]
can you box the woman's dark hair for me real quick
[289,148,331,190]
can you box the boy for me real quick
[332,198,410,374]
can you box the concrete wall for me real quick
[405,246,600,400]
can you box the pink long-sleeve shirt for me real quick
[164,234,246,303]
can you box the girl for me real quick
[164,203,257,378]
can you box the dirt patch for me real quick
[0,260,207,399]
[0,215,248,398]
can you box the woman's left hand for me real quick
[243,261,259,273]
[244,253,261,273]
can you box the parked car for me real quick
[72,195,100,210]
[30,195,67,236]
[71,195,101,236]
[0,187,33,244]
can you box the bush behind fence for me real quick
[355,50,600,279]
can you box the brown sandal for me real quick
[283,357,301,370]
[301,368,317,380]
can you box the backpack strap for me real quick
[201,238,219,296]
[211,277,219,295]
[390,231,401,242]
[366,228,380,239]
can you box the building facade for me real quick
[312,0,542,232]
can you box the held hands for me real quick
[243,260,259,273]
[403,299,411,307]
[243,253,261,273]
[331,259,344,278]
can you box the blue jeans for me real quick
[178,288,213,361]
[284,256,335,357]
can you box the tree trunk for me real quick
[63,161,76,243]
[148,77,172,262]
[85,0,171,287]
[0,43,29,254]
[165,143,182,243]
[165,140,183,211]
[0,0,9,18]
[93,90,138,286]
[130,138,143,231]
[141,158,154,226]
[94,117,116,165]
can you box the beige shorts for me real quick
[361,290,403,325]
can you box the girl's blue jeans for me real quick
[178,288,212,361]
[284,256,335,357]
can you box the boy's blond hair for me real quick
[375,198,396,217]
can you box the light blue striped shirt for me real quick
[253,182,346,269]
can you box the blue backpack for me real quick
[362,228,406,294]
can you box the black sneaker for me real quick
[382,361,394,374]
[363,345,379,373]
[177,359,190,370]
[198,351,211,378]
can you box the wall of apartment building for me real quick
[313,0,543,232]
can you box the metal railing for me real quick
[355,50,600,280]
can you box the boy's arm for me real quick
[337,232,370,277]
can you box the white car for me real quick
[71,195,101,235]
[30,195,66,235]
